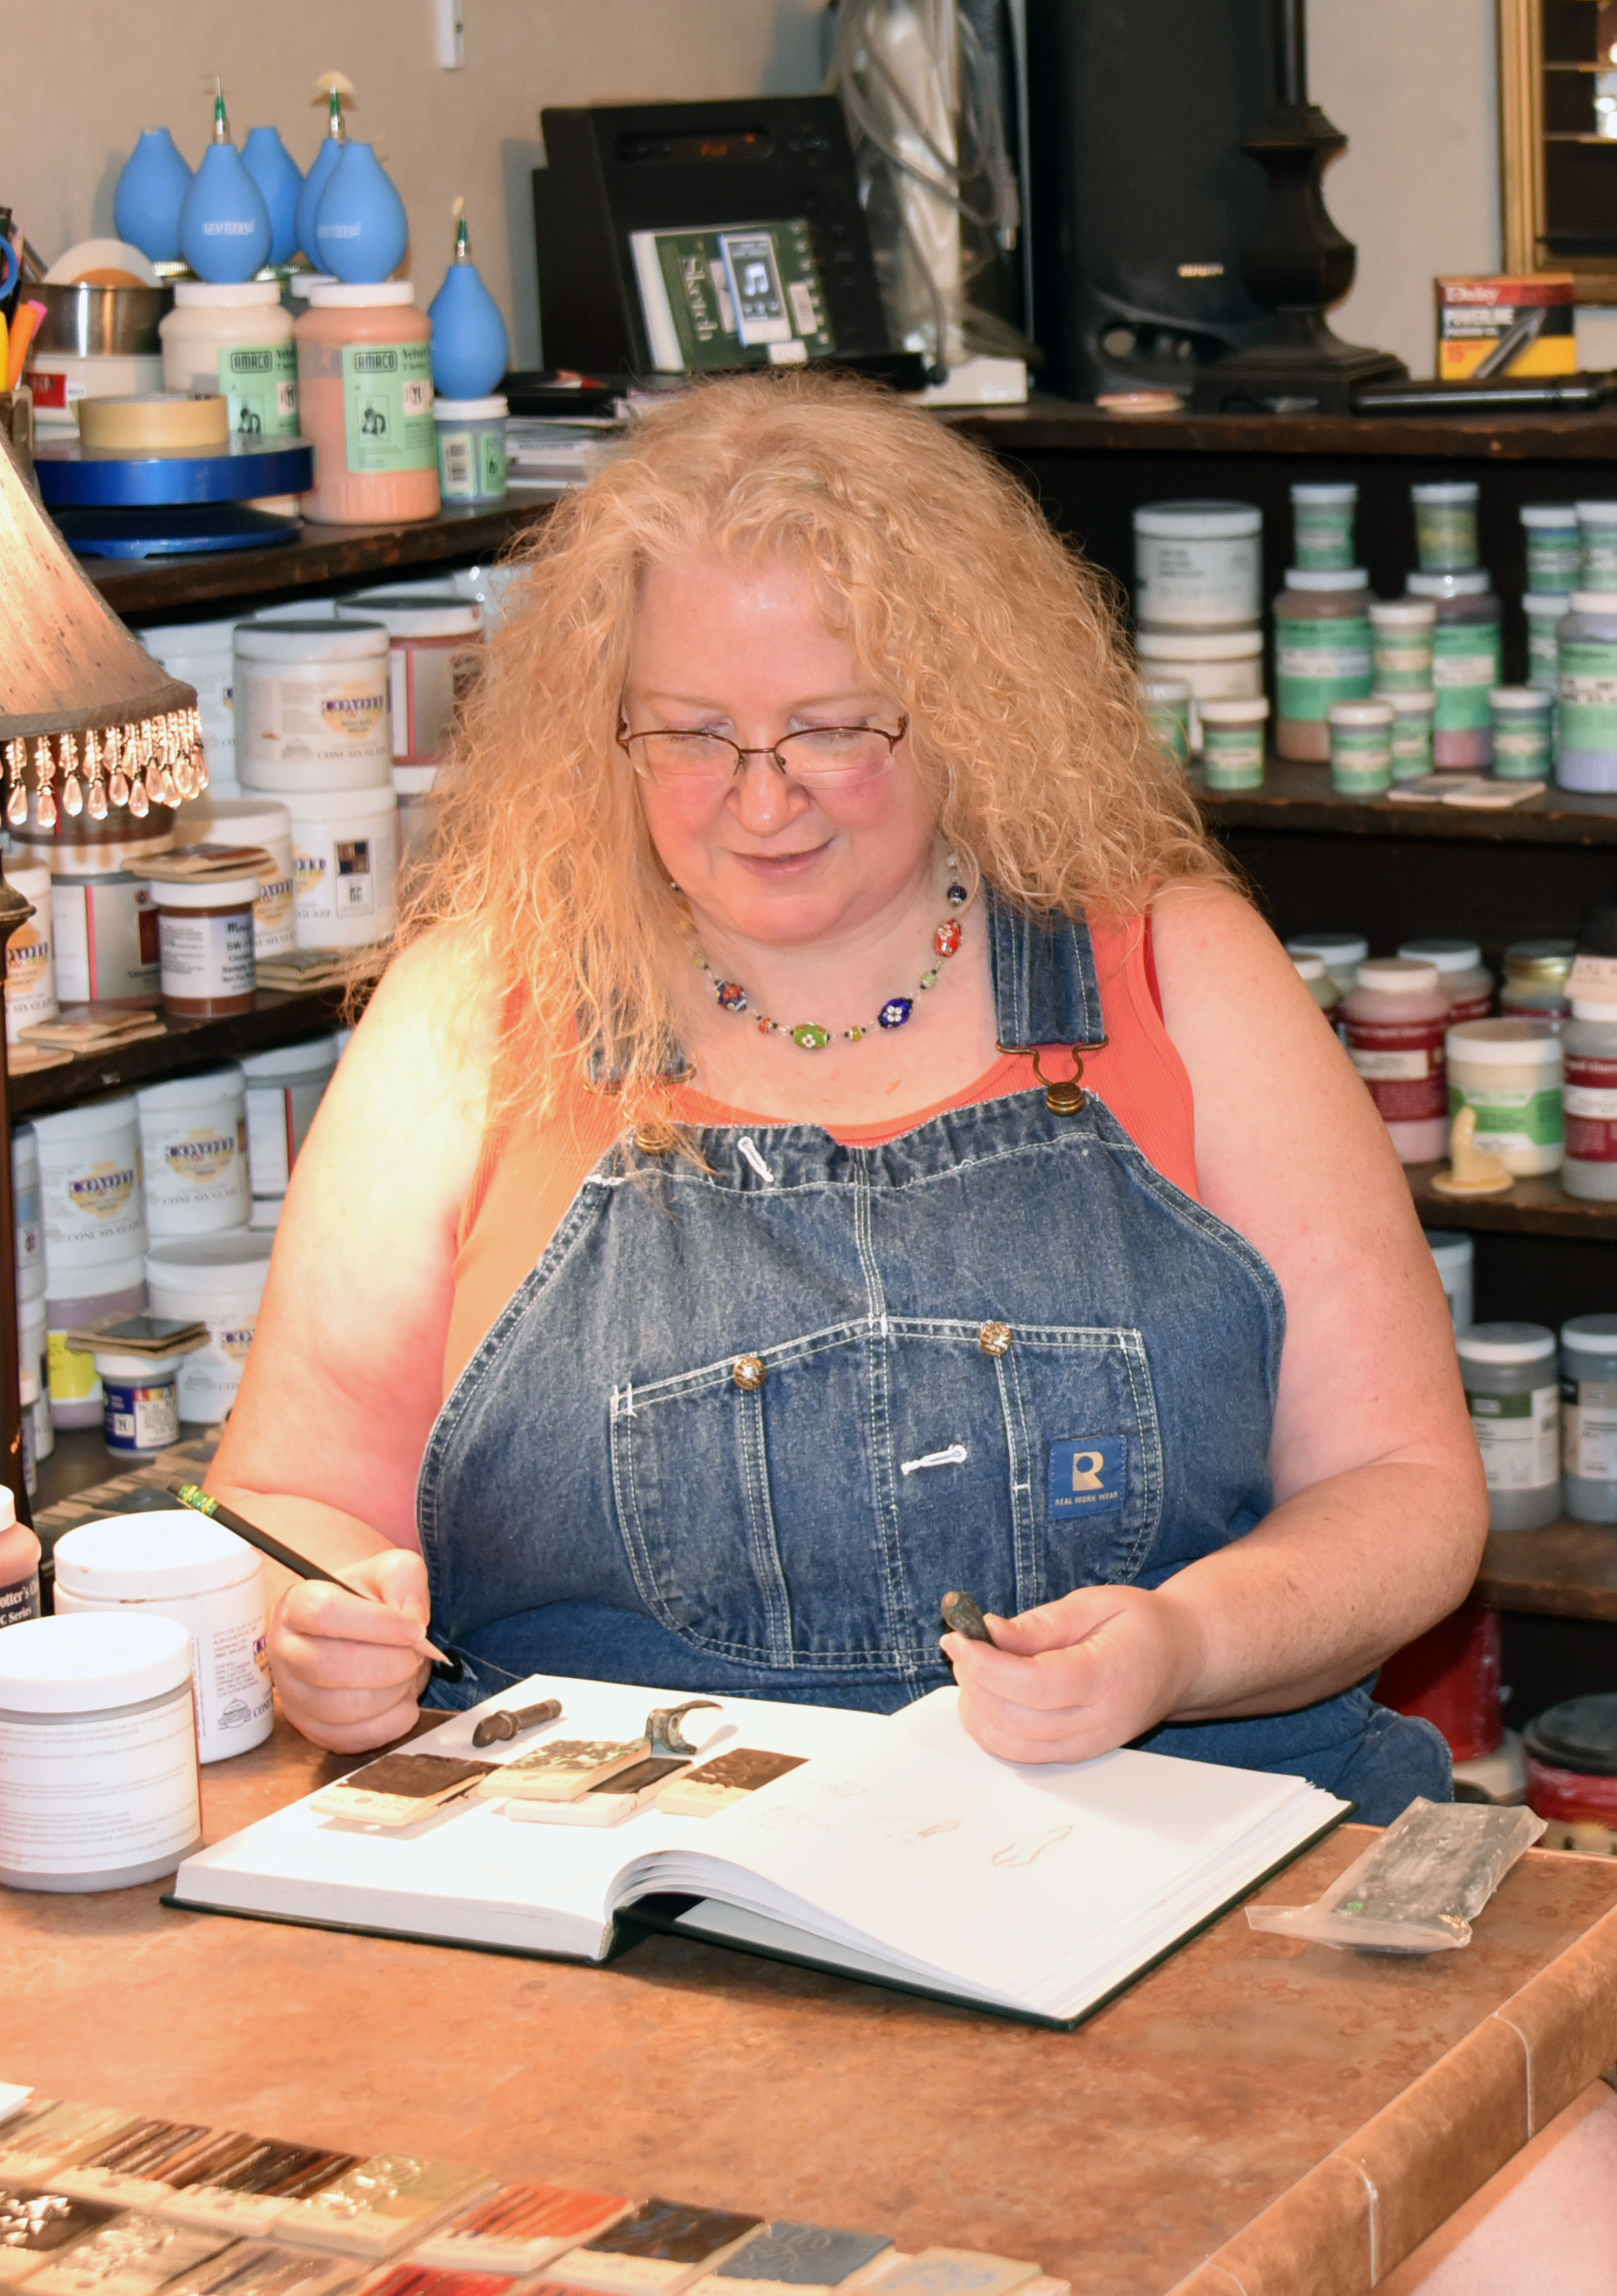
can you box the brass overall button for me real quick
[978,1321,1013,1357]
[732,1354,768,1391]
[633,1120,677,1155]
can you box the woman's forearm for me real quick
[1157,1457,1489,1723]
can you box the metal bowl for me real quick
[34,282,173,357]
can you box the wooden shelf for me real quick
[6,987,353,1118]
[82,498,552,622]
[1192,759,1617,848]
[1407,1163,1617,1239]
[961,398,1617,464]
[1477,1519,1617,1623]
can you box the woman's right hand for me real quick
[267,1548,434,1752]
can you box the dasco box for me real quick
[1436,273,1577,380]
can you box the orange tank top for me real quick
[445,912,1197,1394]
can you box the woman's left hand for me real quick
[943,1586,1207,1765]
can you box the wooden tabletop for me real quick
[3,1718,1616,2296]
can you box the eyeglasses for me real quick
[619,717,908,791]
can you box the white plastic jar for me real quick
[33,1093,146,1278]
[1134,626,1263,752]
[1446,1016,1564,1176]
[45,1251,146,1431]
[288,783,400,947]
[1560,1315,1617,1525]
[142,619,240,793]
[180,795,296,959]
[1426,1231,1474,1330]
[1134,500,1262,629]
[1521,504,1581,593]
[1578,500,1617,587]
[0,1613,201,1892]
[1398,938,1493,1025]
[1562,995,1617,1200]
[136,1069,249,1238]
[1457,1322,1561,1532]
[240,1036,341,1203]
[147,1230,275,1421]
[154,874,259,1018]
[338,592,483,766]
[1342,957,1450,1162]
[94,1344,182,1456]
[11,1126,42,1304]
[51,870,161,1007]
[433,395,508,502]
[159,280,298,441]
[1555,590,1617,793]
[1198,695,1269,791]
[1368,596,1437,694]
[1524,593,1571,693]
[4,861,57,1040]
[1290,481,1356,572]
[234,619,392,793]
[53,1512,272,1761]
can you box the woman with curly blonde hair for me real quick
[215,371,1483,1820]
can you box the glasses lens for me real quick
[630,731,737,780]
[777,727,895,781]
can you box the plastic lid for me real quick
[1290,482,1356,503]
[392,765,438,794]
[284,784,398,822]
[1505,937,1576,981]
[1291,954,1325,981]
[1456,1320,1556,1365]
[1134,500,1262,536]
[1400,938,1483,973]
[1446,1017,1561,1063]
[1355,958,1440,995]
[1134,625,1261,658]
[306,280,417,308]
[1523,592,1573,616]
[234,619,389,660]
[433,396,508,419]
[1140,678,1192,702]
[1411,481,1479,502]
[238,1034,340,1082]
[1198,695,1270,723]
[1490,686,1552,711]
[337,598,482,637]
[32,1094,138,1145]
[1572,997,1617,1022]
[1521,504,1580,527]
[1287,931,1367,960]
[1570,591,1617,615]
[186,798,292,842]
[173,280,282,307]
[150,874,261,909]
[1284,568,1368,591]
[1368,598,1437,625]
[55,1511,259,1600]
[1328,699,1394,726]
[1525,1694,1617,1777]
[0,1611,192,1714]
[136,1066,242,1114]
[1387,691,1437,717]
[146,1230,275,1299]
[1563,1315,1617,1353]
[1407,570,1491,598]
[1576,500,1617,523]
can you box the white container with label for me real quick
[1457,1322,1561,1531]
[0,1612,201,1892]
[51,871,161,1006]
[3,861,57,1041]
[240,1035,341,1201]
[1555,590,1617,793]
[160,282,298,440]
[53,1513,272,1762]
[1446,1017,1564,1176]
[141,618,240,793]
[234,619,392,793]
[147,1230,275,1421]
[11,1127,42,1305]
[136,1069,249,1239]
[45,1251,146,1432]
[93,1344,182,1456]
[1524,592,1571,694]
[33,1094,146,1277]
[1133,625,1263,752]
[178,796,296,959]
[287,783,400,949]
[154,875,259,1017]
[341,592,483,765]
[1560,1316,1617,1525]
[1133,501,1262,629]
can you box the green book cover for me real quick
[631,220,834,371]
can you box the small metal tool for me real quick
[941,1589,993,1643]
[646,1698,722,1755]
[471,1696,564,1748]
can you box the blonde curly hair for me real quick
[404,368,1229,1118]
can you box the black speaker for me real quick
[1025,0,1278,399]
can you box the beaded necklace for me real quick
[695,867,972,1051]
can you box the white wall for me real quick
[1310,0,1501,379]
[14,0,826,368]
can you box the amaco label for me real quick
[342,342,435,475]
[1466,1385,1560,1490]
[217,342,298,439]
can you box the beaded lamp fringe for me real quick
[3,707,208,829]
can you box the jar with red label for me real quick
[1562,995,1617,1200]
[1525,1694,1617,1854]
[1341,957,1451,1162]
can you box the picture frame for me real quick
[1500,0,1617,299]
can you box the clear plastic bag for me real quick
[1246,1797,1545,1955]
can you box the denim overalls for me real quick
[417,897,1448,1823]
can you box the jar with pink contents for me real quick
[1341,958,1452,1162]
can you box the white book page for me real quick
[173,1674,882,1959]
[627,1687,1340,2010]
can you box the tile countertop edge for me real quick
[1165,1879,1617,2296]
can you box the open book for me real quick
[171,1675,1346,2027]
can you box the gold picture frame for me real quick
[1500,0,1617,299]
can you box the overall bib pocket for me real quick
[608,1317,1166,1673]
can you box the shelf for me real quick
[961,399,1617,464]
[1477,1520,1617,1624]
[81,498,552,621]
[1406,1163,1617,1239]
[1192,760,1617,847]
[5,987,352,1118]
